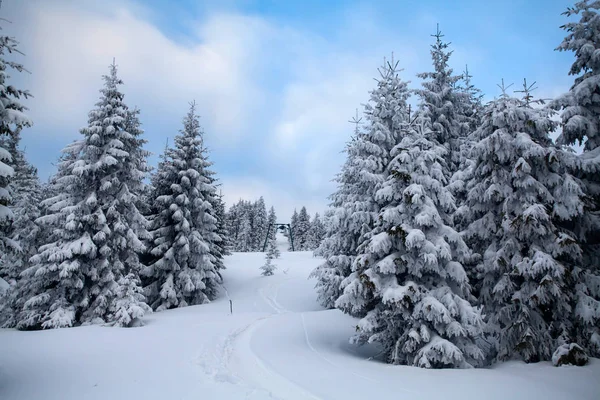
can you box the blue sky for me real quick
[4,0,577,220]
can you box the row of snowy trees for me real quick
[225,197,271,252]
[0,19,230,329]
[311,1,600,369]
[225,199,325,253]
[288,206,325,251]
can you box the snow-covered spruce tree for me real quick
[312,58,411,310]
[551,1,600,357]
[225,200,243,250]
[553,0,600,152]
[267,206,280,258]
[464,82,587,363]
[0,141,82,328]
[253,196,268,251]
[450,64,485,199]
[227,199,255,252]
[0,21,33,262]
[295,206,311,250]
[334,58,412,313]
[336,115,484,368]
[289,208,298,251]
[143,102,222,310]
[237,215,252,252]
[448,67,486,289]
[245,200,258,251]
[16,63,151,329]
[310,132,363,309]
[197,132,227,278]
[125,106,152,217]
[260,243,277,276]
[416,25,469,176]
[457,65,484,135]
[313,208,334,257]
[308,212,325,251]
[0,130,42,284]
[214,193,232,257]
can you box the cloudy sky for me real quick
[3,0,576,220]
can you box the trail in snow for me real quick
[224,274,323,400]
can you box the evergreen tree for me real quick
[0,142,82,328]
[308,212,325,251]
[260,244,277,276]
[245,201,258,251]
[416,25,469,175]
[199,134,228,277]
[289,208,298,251]
[237,215,252,252]
[125,106,152,217]
[464,82,588,362]
[0,130,42,284]
[337,117,484,368]
[553,0,600,152]
[0,20,32,260]
[295,206,311,250]
[214,193,232,257]
[225,200,244,249]
[313,208,334,257]
[311,58,411,311]
[310,134,363,309]
[457,65,484,135]
[15,62,151,329]
[267,206,280,258]
[226,199,257,252]
[143,102,222,310]
[253,196,268,251]
[551,1,600,357]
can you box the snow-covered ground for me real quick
[1,235,599,400]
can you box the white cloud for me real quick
[12,0,269,144]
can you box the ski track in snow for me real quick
[299,312,381,385]
[210,260,418,399]
[206,276,324,400]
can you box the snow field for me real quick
[1,250,599,400]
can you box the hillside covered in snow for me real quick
[1,248,598,400]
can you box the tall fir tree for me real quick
[310,123,364,309]
[416,25,469,175]
[15,62,151,329]
[308,212,325,251]
[0,141,83,328]
[464,81,589,362]
[267,206,280,258]
[313,208,335,257]
[551,2,600,355]
[214,193,232,257]
[0,130,42,284]
[0,19,32,260]
[289,208,299,251]
[312,58,411,311]
[199,134,228,276]
[261,241,277,276]
[237,215,252,252]
[336,106,484,368]
[295,206,311,250]
[253,196,268,251]
[245,201,258,251]
[457,65,484,135]
[225,199,244,250]
[143,102,222,310]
